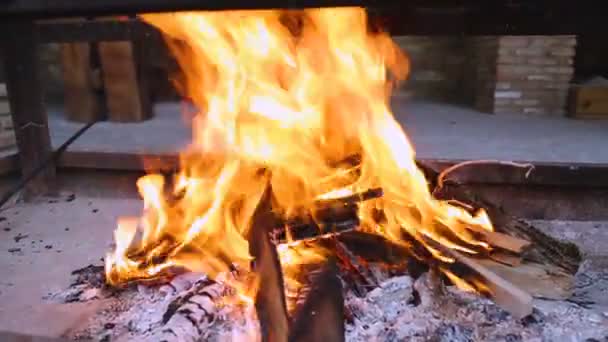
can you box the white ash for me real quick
[50,272,259,341]
[51,258,608,341]
[345,274,608,342]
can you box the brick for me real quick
[515,48,545,57]
[498,65,543,74]
[550,47,576,57]
[528,37,556,47]
[544,66,574,75]
[552,36,577,47]
[0,116,13,130]
[527,57,558,66]
[495,82,511,90]
[499,36,529,47]
[493,106,517,114]
[494,98,513,105]
[497,55,526,64]
[411,70,446,82]
[543,83,570,90]
[515,99,540,106]
[494,90,522,99]
[523,107,548,115]
[527,75,554,81]
[0,130,15,149]
[0,100,9,114]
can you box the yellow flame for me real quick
[105,7,495,301]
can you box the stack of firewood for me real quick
[0,83,15,150]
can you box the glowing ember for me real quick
[105,7,496,306]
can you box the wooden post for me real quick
[98,35,153,122]
[1,20,55,198]
[61,41,105,123]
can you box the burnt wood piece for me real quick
[431,240,534,319]
[1,1,605,36]
[273,188,382,243]
[334,239,378,296]
[1,20,55,197]
[288,257,344,342]
[248,185,289,342]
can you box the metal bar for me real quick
[0,0,389,17]
[0,121,96,209]
[36,19,156,43]
[1,20,55,198]
[1,1,605,35]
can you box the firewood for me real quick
[488,251,522,267]
[477,260,575,300]
[288,258,344,342]
[334,239,379,296]
[469,228,531,254]
[420,162,582,276]
[248,185,289,342]
[445,249,534,319]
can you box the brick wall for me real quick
[393,36,469,102]
[481,36,576,115]
[0,83,16,150]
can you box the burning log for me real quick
[248,185,290,342]
[288,258,344,342]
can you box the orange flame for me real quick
[105,7,494,300]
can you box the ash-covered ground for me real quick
[43,219,608,341]
[345,274,608,342]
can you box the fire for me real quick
[105,7,494,302]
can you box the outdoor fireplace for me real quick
[48,6,585,342]
[0,1,607,342]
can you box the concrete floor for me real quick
[0,195,140,337]
[46,99,608,164]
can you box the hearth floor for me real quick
[0,196,606,339]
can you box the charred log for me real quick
[248,185,290,342]
[288,258,344,342]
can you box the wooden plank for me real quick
[1,20,55,197]
[478,259,575,300]
[569,86,608,119]
[60,42,105,123]
[469,228,531,254]
[98,41,152,122]
[447,249,533,319]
